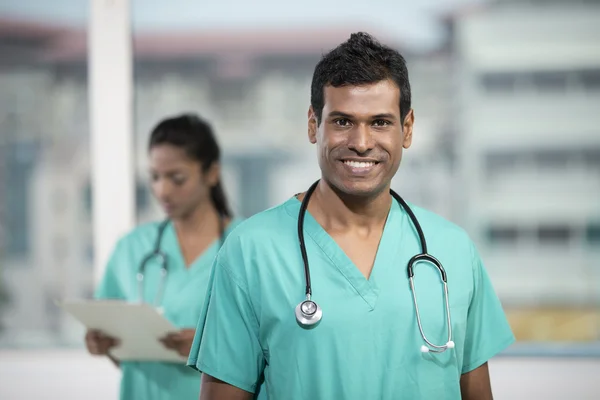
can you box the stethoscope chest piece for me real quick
[295,299,322,327]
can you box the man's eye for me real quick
[334,119,351,126]
[373,119,390,127]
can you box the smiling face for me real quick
[308,79,414,198]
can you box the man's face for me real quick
[308,79,414,197]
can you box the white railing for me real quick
[0,350,598,400]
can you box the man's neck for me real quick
[309,179,392,233]
[172,202,220,238]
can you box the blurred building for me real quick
[446,0,600,341]
[0,20,90,346]
[0,18,455,346]
[3,1,599,349]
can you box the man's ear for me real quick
[402,109,415,149]
[308,106,317,144]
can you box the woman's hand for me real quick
[160,329,196,357]
[85,329,120,356]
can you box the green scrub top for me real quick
[188,197,515,399]
[95,218,242,400]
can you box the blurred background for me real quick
[0,0,598,398]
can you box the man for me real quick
[187,32,515,399]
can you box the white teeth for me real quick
[343,161,375,168]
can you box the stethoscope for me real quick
[294,180,455,354]
[136,217,225,309]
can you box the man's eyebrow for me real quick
[327,111,354,119]
[372,113,397,120]
[327,111,398,120]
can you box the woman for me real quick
[85,113,242,399]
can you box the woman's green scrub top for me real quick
[95,218,242,400]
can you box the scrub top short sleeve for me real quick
[187,247,265,394]
[187,200,514,399]
[462,242,515,373]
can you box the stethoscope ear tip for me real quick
[420,341,454,353]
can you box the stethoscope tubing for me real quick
[296,179,454,352]
[136,217,225,307]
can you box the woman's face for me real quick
[148,143,216,219]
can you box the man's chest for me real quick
[254,248,473,360]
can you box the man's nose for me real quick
[347,124,375,154]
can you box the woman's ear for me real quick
[206,162,221,187]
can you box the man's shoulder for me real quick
[215,199,298,285]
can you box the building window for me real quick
[486,225,520,245]
[485,148,600,177]
[84,242,94,265]
[532,71,567,92]
[586,223,600,245]
[537,225,571,245]
[3,141,39,256]
[136,181,150,212]
[583,149,600,170]
[485,152,519,170]
[533,150,570,169]
[480,69,600,93]
[83,183,92,216]
[480,72,517,92]
[579,69,600,89]
[210,78,255,122]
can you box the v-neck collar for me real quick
[284,197,403,310]
[161,222,221,273]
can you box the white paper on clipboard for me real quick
[60,299,187,363]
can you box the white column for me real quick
[89,0,134,285]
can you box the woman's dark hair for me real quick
[148,113,232,218]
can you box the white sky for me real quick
[0,0,486,50]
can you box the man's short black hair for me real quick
[310,32,411,125]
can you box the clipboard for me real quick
[60,299,188,363]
